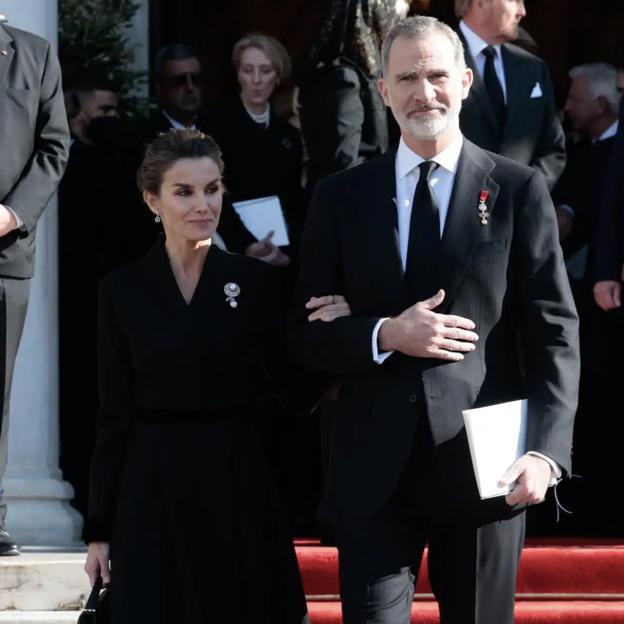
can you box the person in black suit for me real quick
[0,21,69,555]
[550,62,621,534]
[594,96,624,312]
[454,0,566,190]
[290,16,579,624]
[298,0,410,186]
[149,43,204,133]
[206,33,301,264]
[83,129,347,623]
[556,63,620,283]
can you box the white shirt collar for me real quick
[595,119,619,142]
[459,20,502,62]
[163,110,196,130]
[396,133,464,180]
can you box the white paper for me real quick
[462,399,528,499]
[232,195,290,247]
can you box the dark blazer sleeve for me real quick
[288,177,381,374]
[594,101,624,282]
[2,39,69,233]
[528,61,566,192]
[300,64,365,181]
[513,171,580,473]
[84,278,135,542]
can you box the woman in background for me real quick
[207,33,305,258]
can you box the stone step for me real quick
[0,615,79,623]
[0,551,88,611]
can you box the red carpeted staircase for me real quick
[295,538,624,623]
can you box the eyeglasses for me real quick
[165,72,202,89]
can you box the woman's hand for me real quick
[85,541,111,587]
[245,231,290,267]
[306,294,351,322]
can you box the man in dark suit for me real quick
[589,86,624,534]
[290,16,579,624]
[594,96,624,312]
[0,22,69,554]
[551,62,620,534]
[454,0,566,190]
[147,44,204,135]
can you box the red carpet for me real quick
[296,539,624,623]
[306,601,624,623]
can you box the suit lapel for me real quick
[0,27,14,88]
[458,30,500,135]
[435,141,499,310]
[360,150,408,310]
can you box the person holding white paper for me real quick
[290,16,580,624]
[207,33,304,264]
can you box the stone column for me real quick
[1,0,82,546]
[126,0,150,99]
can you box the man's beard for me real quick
[399,104,459,139]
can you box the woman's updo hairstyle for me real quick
[137,128,224,196]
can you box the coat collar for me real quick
[138,236,223,322]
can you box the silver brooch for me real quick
[224,282,240,308]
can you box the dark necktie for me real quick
[405,160,440,301]
[482,46,506,130]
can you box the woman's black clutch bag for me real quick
[77,578,110,624]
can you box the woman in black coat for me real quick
[207,33,305,257]
[83,129,349,623]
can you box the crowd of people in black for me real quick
[42,0,624,622]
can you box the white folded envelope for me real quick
[463,399,528,499]
[232,195,290,247]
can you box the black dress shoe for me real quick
[0,528,20,556]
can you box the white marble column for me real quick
[1,0,82,546]
[126,0,150,99]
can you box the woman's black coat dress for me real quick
[85,239,309,624]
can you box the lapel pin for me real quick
[0,50,7,56]
[478,190,490,225]
[224,282,240,308]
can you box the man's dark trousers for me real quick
[337,412,525,624]
[0,278,30,523]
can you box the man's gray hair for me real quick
[569,63,621,115]
[381,16,466,76]
[455,0,473,18]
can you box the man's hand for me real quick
[245,231,290,267]
[594,280,621,311]
[84,541,111,587]
[499,454,552,507]
[306,294,351,322]
[0,205,18,237]
[378,289,478,361]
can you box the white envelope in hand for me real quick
[530,82,543,98]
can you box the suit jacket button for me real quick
[409,394,418,403]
